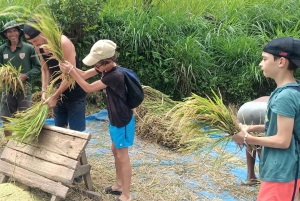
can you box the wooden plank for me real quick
[43,125,91,140]
[7,140,78,170]
[73,164,91,178]
[0,148,74,185]
[23,129,89,159]
[0,160,69,198]
[80,151,94,191]
[0,173,9,183]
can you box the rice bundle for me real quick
[167,89,242,152]
[0,63,27,95]
[27,9,75,89]
[3,82,56,143]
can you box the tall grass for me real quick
[99,0,300,104]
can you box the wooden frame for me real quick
[0,125,101,201]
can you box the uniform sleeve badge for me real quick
[3,54,8,59]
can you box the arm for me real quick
[233,114,294,149]
[60,61,106,93]
[245,125,265,133]
[73,67,99,80]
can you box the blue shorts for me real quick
[109,115,135,149]
[53,97,86,131]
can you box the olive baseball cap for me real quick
[0,20,24,39]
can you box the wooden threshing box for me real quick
[0,124,101,201]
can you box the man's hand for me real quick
[41,91,46,101]
[43,96,58,108]
[19,73,28,82]
[59,61,73,74]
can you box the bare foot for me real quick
[116,195,132,201]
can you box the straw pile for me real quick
[135,87,247,152]
[135,86,182,149]
[0,183,38,201]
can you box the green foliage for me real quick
[93,0,300,105]
[46,0,102,64]
[2,0,300,105]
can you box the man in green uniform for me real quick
[0,20,41,137]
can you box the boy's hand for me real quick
[59,61,72,73]
[232,131,246,144]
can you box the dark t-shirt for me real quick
[40,48,86,102]
[101,67,133,127]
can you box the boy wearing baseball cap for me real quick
[60,39,134,201]
[233,37,300,200]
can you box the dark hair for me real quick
[99,52,119,63]
[273,55,298,71]
[107,52,118,62]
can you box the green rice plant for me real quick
[0,62,27,95]
[27,8,75,89]
[3,80,56,143]
[167,89,241,152]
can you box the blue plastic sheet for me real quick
[43,110,258,201]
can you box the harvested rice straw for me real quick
[0,63,27,95]
[167,89,245,152]
[3,81,56,143]
[27,9,75,89]
[135,86,183,149]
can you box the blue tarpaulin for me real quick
[44,110,258,201]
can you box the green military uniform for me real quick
[0,40,41,93]
[0,20,41,119]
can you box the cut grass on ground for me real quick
[0,120,259,201]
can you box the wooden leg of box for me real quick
[0,174,9,183]
[80,151,94,191]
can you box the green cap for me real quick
[0,20,24,39]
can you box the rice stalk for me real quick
[27,9,75,89]
[0,62,27,96]
[3,82,56,143]
[167,89,242,152]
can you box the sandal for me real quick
[104,186,122,195]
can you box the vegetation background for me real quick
[1,0,300,106]
[1,0,300,200]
